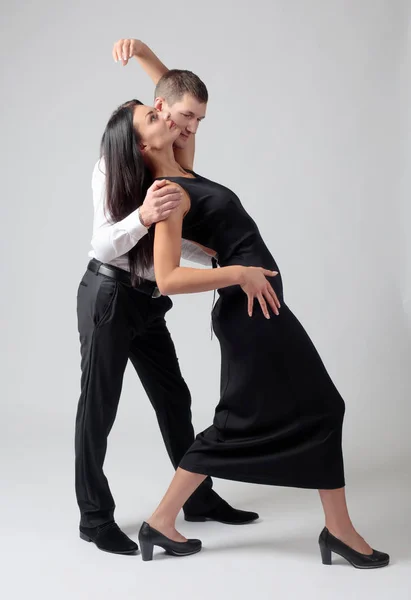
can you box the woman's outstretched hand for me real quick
[239,267,280,319]
[112,38,143,65]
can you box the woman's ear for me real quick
[139,141,148,154]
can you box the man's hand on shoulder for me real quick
[139,180,183,228]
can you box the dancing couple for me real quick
[74,38,389,569]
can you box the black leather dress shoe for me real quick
[184,499,259,525]
[319,527,390,569]
[79,521,138,555]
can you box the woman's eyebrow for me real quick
[146,110,155,119]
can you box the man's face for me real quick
[154,93,207,150]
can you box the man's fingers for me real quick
[149,178,168,191]
[154,185,182,199]
[149,179,171,195]
[263,269,278,277]
[157,209,175,221]
[159,200,181,214]
[154,194,181,209]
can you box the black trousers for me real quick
[75,260,221,528]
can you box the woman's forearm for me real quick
[134,42,168,85]
[153,192,243,296]
[158,265,245,296]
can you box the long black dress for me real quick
[155,170,346,490]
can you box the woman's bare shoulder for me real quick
[161,180,191,217]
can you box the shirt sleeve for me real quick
[180,239,213,266]
[90,158,148,263]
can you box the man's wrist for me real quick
[138,206,150,228]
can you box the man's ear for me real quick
[139,141,148,154]
[154,97,165,112]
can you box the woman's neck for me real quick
[147,147,189,179]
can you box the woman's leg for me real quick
[146,468,207,542]
[319,487,373,554]
[145,474,375,554]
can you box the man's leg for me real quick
[128,305,259,523]
[75,272,139,553]
[128,311,221,515]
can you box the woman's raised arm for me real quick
[112,38,168,85]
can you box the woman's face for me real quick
[133,104,181,153]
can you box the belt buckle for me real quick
[151,286,161,298]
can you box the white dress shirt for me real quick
[88,158,211,281]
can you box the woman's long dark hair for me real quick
[100,99,154,287]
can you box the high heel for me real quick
[318,527,390,569]
[138,522,202,562]
[319,541,332,565]
[140,537,154,562]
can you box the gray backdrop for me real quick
[1,1,410,598]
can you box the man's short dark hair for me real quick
[154,69,208,106]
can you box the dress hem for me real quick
[179,461,345,491]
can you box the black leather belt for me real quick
[87,259,161,298]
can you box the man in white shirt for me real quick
[89,157,213,275]
[75,40,258,555]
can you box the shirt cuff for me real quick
[119,208,149,244]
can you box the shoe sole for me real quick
[324,548,390,569]
[184,515,258,525]
[164,546,202,557]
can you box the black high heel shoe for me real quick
[138,522,202,561]
[319,527,390,569]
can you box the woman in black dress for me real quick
[102,99,389,569]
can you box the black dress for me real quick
[155,170,346,490]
